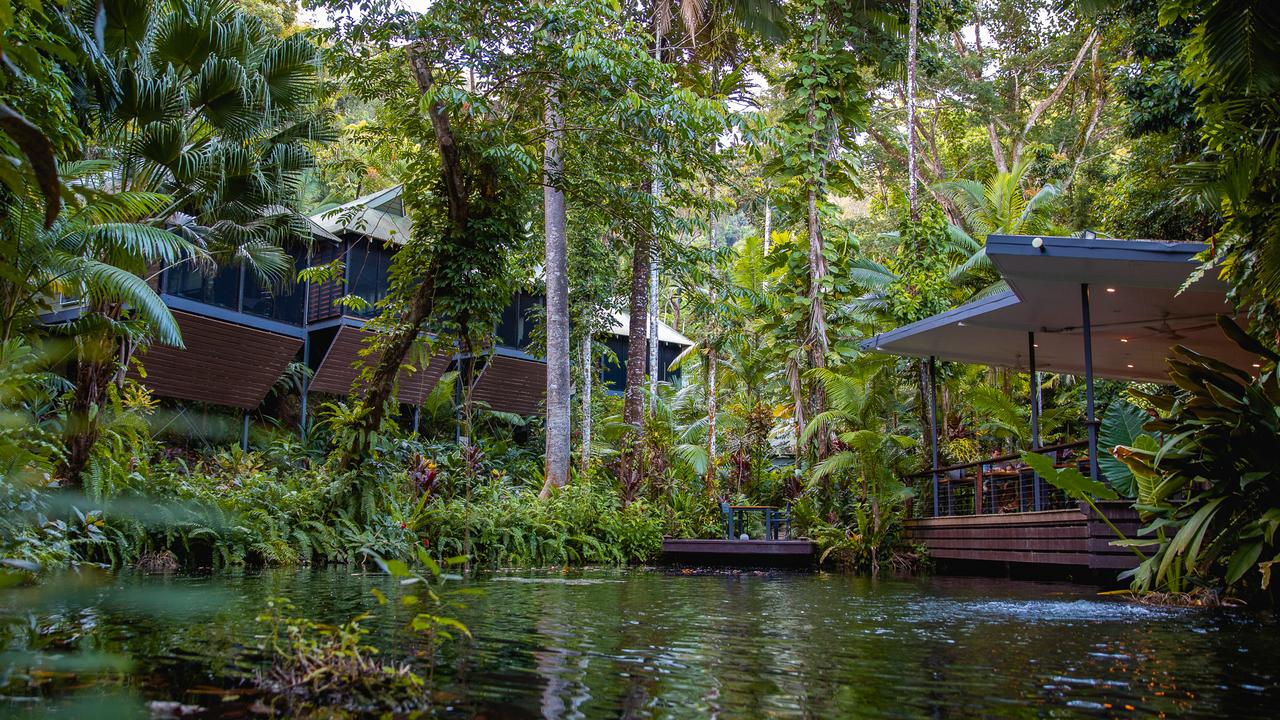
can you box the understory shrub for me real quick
[418,480,664,567]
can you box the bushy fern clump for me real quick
[2,416,692,575]
[419,480,664,567]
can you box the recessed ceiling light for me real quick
[1120,338,1129,343]
[1253,363,1261,368]
[957,322,966,327]
[1106,288,1116,293]
[1126,364,1134,368]
[1033,343,1039,348]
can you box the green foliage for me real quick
[418,481,664,568]
[883,208,956,323]
[1021,451,1119,503]
[256,596,426,712]
[1158,0,1280,334]
[936,158,1063,290]
[1113,317,1280,600]
[1098,398,1154,497]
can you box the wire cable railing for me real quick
[903,440,1092,518]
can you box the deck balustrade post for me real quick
[300,335,310,440]
[1080,283,1101,486]
[975,464,983,515]
[1029,331,1041,511]
[241,412,250,452]
[301,253,311,440]
[928,355,940,518]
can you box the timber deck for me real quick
[660,539,816,567]
[906,501,1150,571]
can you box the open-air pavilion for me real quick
[860,234,1259,573]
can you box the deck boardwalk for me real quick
[660,539,816,566]
[905,501,1150,572]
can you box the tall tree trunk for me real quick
[580,334,592,475]
[540,85,570,498]
[648,232,660,416]
[907,0,920,221]
[622,231,650,428]
[806,186,830,459]
[762,191,771,255]
[705,213,718,497]
[802,15,831,462]
[647,22,664,419]
[706,345,718,497]
[344,45,466,462]
[59,332,115,489]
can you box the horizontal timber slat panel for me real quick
[471,355,546,416]
[907,505,1141,571]
[907,509,1087,528]
[924,538,1087,553]
[310,326,446,405]
[661,539,816,557]
[132,311,301,409]
[912,525,1090,541]
[927,548,1090,565]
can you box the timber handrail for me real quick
[904,440,1088,480]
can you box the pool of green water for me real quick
[2,567,1277,718]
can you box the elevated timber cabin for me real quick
[59,186,692,431]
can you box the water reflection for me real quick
[1,568,1277,718]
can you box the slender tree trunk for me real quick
[706,345,718,497]
[647,21,663,418]
[907,0,920,221]
[762,191,771,255]
[344,46,466,462]
[580,334,592,475]
[60,334,115,489]
[787,355,805,462]
[705,213,718,497]
[806,187,830,458]
[622,230,650,427]
[540,85,570,498]
[802,15,831,462]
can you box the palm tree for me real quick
[936,158,1062,292]
[49,0,328,485]
[802,358,915,574]
[0,163,193,346]
[86,0,327,279]
[49,172,204,485]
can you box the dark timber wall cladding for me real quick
[131,310,302,409]
[307,240,346,323]
[310,325,447,405]
[905,503,1146,571]
[471,355,546,416]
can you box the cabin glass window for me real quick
[165,261,240,310]
[346,240,394,316]
[241,245,306,325]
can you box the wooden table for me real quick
[726,505,782,540]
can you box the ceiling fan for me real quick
[1130,317,1217,342]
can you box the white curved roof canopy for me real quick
[861,235,1260,383]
